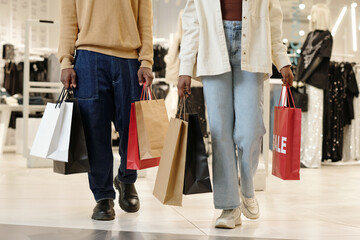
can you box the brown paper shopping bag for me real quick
[135,88,169,160]
[153,117,188,206]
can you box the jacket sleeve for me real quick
[179,0,200,77]
[58,0,78,70]
[269,0,291,71]
[138,0,154,69]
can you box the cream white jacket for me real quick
[179,0,291,78]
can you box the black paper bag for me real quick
[183,113,212,195]
[290,85,308,112]
[53,98,90,175]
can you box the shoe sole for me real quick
[215,217,242,229]
[91,211,115,221]
[113,178,140,213]
[240,203,259,220]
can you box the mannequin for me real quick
[296,3,333,168]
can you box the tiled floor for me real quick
[1,153,360,240]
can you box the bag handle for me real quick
[55,87,69,108]
[177,97,187,120]
[277,84,296,108]
[140,85,155,101]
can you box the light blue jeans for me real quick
[202,21,266,209]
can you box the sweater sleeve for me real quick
[269,0,291,71]
[58,0,78,70]
[138,0,154,69]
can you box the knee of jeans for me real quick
[210,128,234,144]
[233,128,265,148]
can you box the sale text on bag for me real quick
[273,135,287,154]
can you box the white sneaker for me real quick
[240,193,260,219]
[215,208,242,229]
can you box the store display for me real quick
[294,4,333,168]
[323,62,359,162]
[4,62,23,95]
[2,44,14,60]
[343,68,360,162]
[153,44,168,78]
[152,81,169,99]
[300,85,324,168]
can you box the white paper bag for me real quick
[30,102,73,162]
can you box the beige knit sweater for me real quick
[58,0,153,70]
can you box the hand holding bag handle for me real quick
[278,84,296,109]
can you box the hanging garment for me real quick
[300,84,324,168]
[343,63,359,126]
[4,62,23,95]
[296,30,333,90]
[322,62,346,162]
[342,66,360,162]
[153,45,168,78]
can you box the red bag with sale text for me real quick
[126,86,162,170]
[272,86,301,180]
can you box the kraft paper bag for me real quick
[135,99,169,160]
[153,117,188,206]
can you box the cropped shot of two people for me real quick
[58,0,294,229]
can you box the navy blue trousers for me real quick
[74,50,142,201]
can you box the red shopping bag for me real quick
[272,85,301,180]
[126,86,161,170]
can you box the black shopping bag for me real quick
[289,85,308,112]
[183,113,212,195]
[53,98,90,175]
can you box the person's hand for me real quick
[138,67,154,87]
[280,65,294,87]
[178,75,192,98]
[61,68,77,89]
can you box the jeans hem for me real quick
[117,173,137,184]
[214,204,240,210]
[94,192,116,202]
[96,197,115,203]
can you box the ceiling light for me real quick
[351,3,357,51]
[299,30,305,36]
[307,15,311,21]
[299,4,306,10]
[283,38,289,43]
[332,7,347,36]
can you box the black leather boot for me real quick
[91,199,115,221]
[114,175,140,213]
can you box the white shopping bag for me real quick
[30,102,73,162]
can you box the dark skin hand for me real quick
[177,65,294,97]
[280,65,294,87]
[60,67,154,89]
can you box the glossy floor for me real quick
[0,153,360,240]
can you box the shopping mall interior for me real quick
[0,0,360,239]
